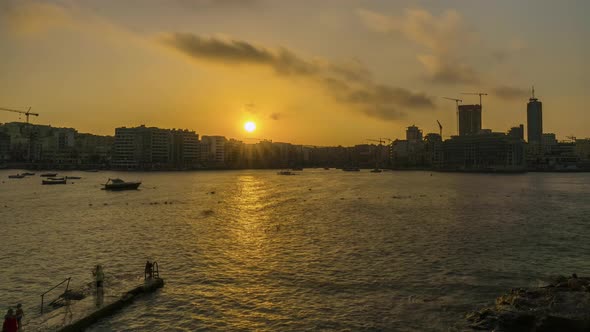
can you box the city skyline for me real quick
[1,0,589,145]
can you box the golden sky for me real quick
[0,0,588,145]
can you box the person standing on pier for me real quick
[15,304,23,331]
[2,308,18,332]
[144,260,153,280]
[93,265,105,290]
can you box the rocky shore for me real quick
[467,275,590,331]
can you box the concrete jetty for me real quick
[29,278,164,331]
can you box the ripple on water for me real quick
[1,170,589,330]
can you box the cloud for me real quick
[358,8,479,85]
[493,86,530,100]
[358,8,467,54]
[417,55,479,85]
[160,33,435,121]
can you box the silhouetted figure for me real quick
[144,260,153,280]
[93,265,104,290]
[3,308,18,332]
[15,304,23,330]
[568,273,582,290]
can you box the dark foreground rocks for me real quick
[467,275,590,331]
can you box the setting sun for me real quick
[244,121,256,133]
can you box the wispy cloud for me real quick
[417,55,479,85]
[160,33,435,121]
[357,8,479,85]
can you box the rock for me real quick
[467,275,590,331]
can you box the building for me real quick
[112,125,173,169]
[527,88,543,144]
[76,133,114,167]
[171,129,200,169]
[424,133,443,168]
[406,125,423,141]
[575,139,590,161]
[541,133,558,154]
[442,132,526,172]
[457,104,482,136]
[508,125,525,140]
[391,139,426,168]
[0,131,9,162]
[200,136,226,166]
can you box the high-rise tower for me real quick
[527,87,543,144]
[457,104,482,136]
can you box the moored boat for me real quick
[22,172,36,176]
[40,173,58,177]
[66,176,82,180]
[104,178,141,191]
[42,178,67,185]
[370,168,382,173]
[277,170,297,175]
[8,174,25,179]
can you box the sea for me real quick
[0,169,589,331]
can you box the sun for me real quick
[244,121,256,133]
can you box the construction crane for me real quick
[367,138,386,145]
[244,137,272,143]
[461,92,488,107]
[436,120,443,137]
[0,106,39,123]
[442,97,462,107]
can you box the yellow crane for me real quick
[0,106,39,123]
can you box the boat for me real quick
[48,177,66,181]
[8,174,25,179]
[277,170,297,176]
[103,178,141,191]
[323,167,330,170]
[370,168,382,173]
[40,173,58,177]
[66,176,82,180]
[42,178,67,185]
[22,172,36,176]
[342,167,360,172]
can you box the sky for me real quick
[0,0,588,146]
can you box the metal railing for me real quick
[40,277,71,314]
[152,262,159,279]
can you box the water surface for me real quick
[1,170,589,331]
